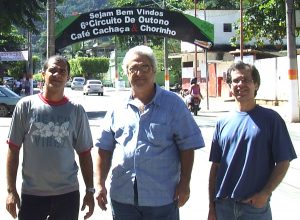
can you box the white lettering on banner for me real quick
[81,17,123,29]
[89,11,114,20]
[116,9,134,16]
[0,51,28,61]
[136,9,164,17]
[138,16,169,26]
[125,16,135,23]
[92,26,130,35]
[140,25,176,36]
[71,30,91,40]
[69,8,175,42]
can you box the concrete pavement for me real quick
[0,96,299,219]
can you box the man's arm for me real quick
[243,160,290,208]
[174,148,194,207]
[78,151,95,219]
[96,148,113,211]
[6,145,21,219]
[208,162,219,220]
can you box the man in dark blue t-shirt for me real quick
[208,61,297,220]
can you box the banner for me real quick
[55,7,214,49]
[0,51,28,61]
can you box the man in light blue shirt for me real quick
[95,45,205,220]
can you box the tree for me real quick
[0,26,26,51]
[0,0,47,33]
[69,57,109,79]
[231,0,300,48]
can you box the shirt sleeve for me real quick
[95,109,116,151]
[7,99,27,148]
[73,105,93,153]
[271,113,297,162]
[171,97,205,150]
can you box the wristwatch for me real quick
[86,187,95,194]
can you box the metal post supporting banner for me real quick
[286,0,299,122]
[47,0,56,58]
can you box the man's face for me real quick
[43,59,69,89]
[230,69,258,103]
[127,54,155,90]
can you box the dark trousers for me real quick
[111,199,179,220]
[18,191,80,220]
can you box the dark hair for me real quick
[226,61,260,96]
[43,55,70,75]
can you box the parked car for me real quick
[83,79,104,96]
[71,77,85,90]
[0,85,21,117]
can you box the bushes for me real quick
[69,57,109,79]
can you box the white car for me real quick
[71,77,85,90]
[83,79,104,96]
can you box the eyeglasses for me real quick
[128,65,151,74]
[231,78,253,85]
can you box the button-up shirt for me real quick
[96,85,205,206]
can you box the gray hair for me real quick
[122,45,157,74]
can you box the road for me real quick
[0,88,299,220]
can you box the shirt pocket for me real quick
[146,123,169,147]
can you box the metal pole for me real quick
[27,31,33,95]
[163,0,169,90]
[285,0,299,122]
[47,0,56,58]
[240,0,243,61]
[203,0,209,110]
[194,0,198,78]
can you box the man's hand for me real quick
[81,193,95,219]
[96,185,108,211]
[174,180,190,207]
[6,190,20,219]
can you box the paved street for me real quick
[0,88,299,219]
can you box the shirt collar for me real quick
[127,83,163,107]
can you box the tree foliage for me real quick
[231,0,300,48]
[69,57,109,79]
[0,26,26,51]
[0,0,47,33]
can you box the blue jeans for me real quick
[111,199,180,220]
[215,199,272,220]
[18,191,80,220]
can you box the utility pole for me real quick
[163,0,169,90]
[47,0,56,58]
[285,0,299,122]
[240,0,243,61]
[194,0,198,79]
[203,0,209,110]
[27,31,33,95]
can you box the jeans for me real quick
[215,199,272,220]
[111,199,180,220]
[18,191,80,220]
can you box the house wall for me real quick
[182,9,300,52]
[213,55,300,105]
